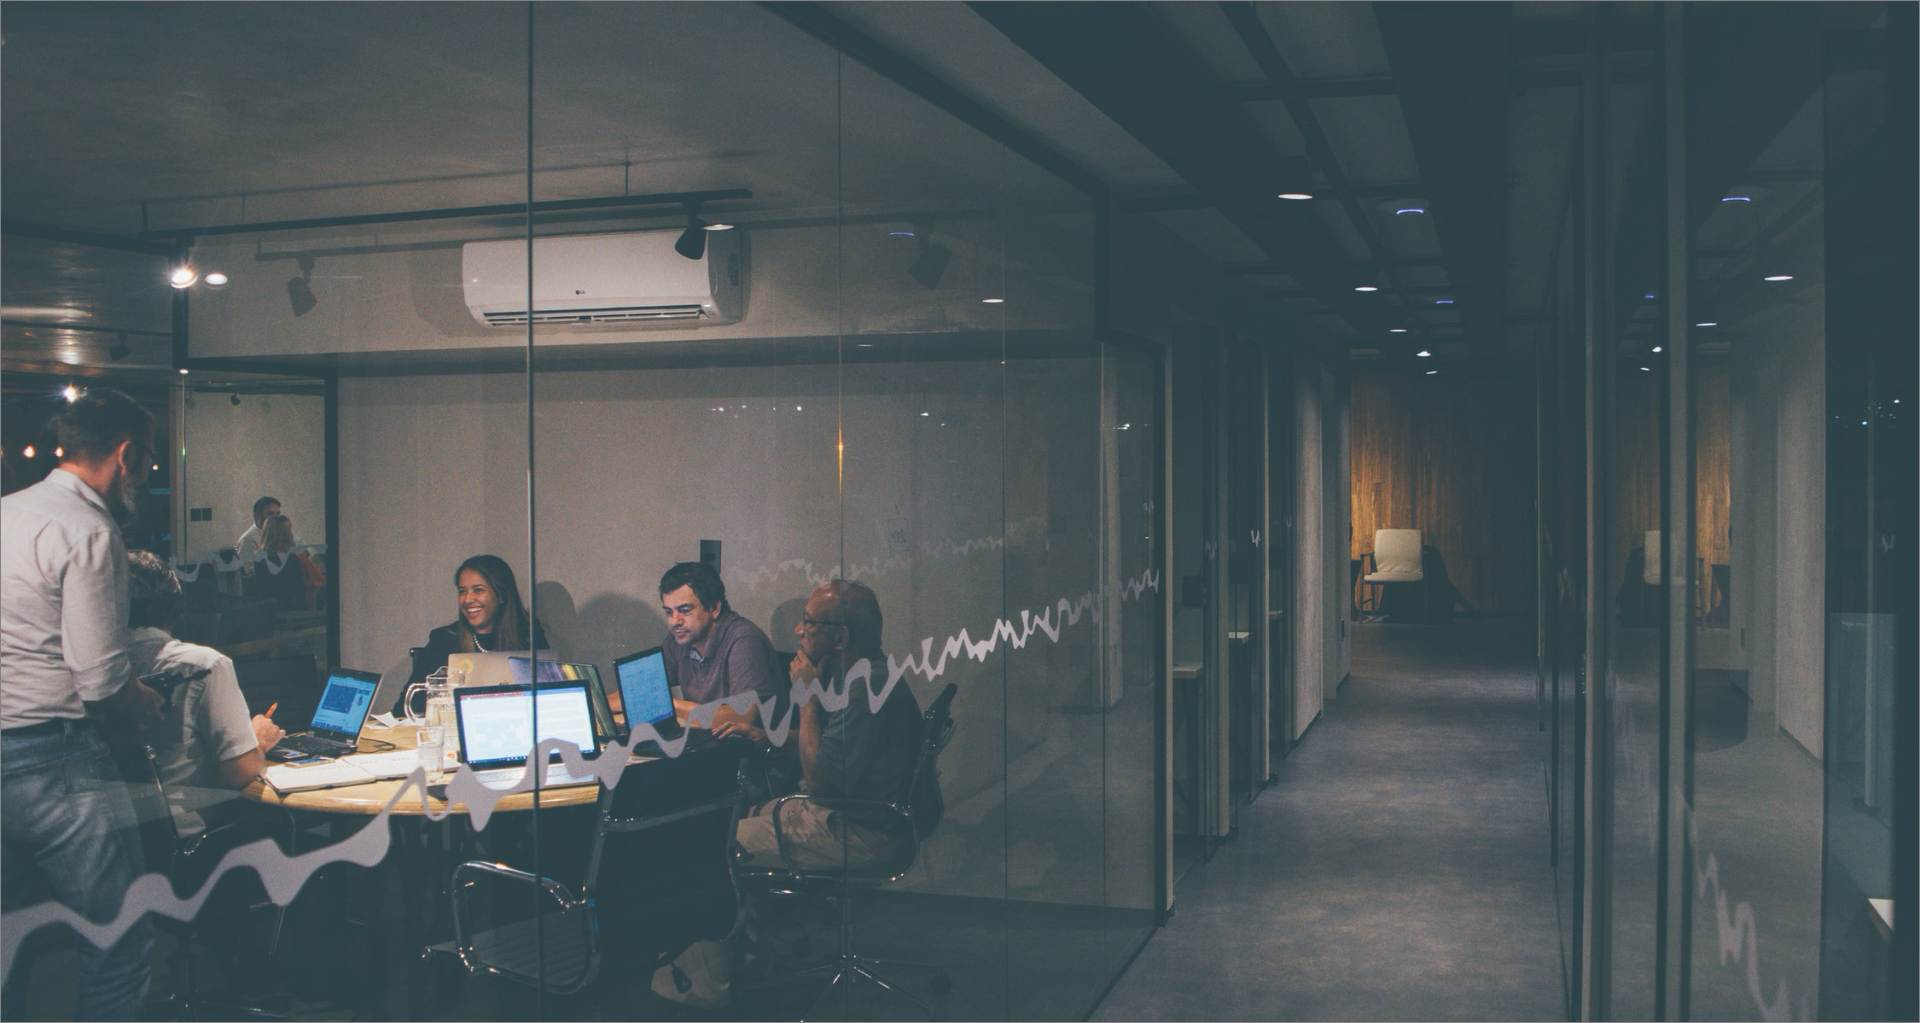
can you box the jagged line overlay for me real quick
[0,567,1159,982]
[1615,701,1810,1021]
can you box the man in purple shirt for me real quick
[657,562,781,742]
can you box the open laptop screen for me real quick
[614,648,673,730]
[455,684,596,770]
[309,670,378,740]
[508,658,617,742]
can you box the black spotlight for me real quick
[230,392,242,406]
[675,203,709,260]
[108,332,130,362]
[287,254,317,317]
[907,232,952,291]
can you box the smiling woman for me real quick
[406,554,547,690]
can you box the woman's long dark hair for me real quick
[451,554,532,652]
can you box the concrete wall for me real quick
[1729,302,1826,757]
[178,387,327,557]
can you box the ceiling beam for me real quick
[1214,1,1418,356]
[1373,1,1511,361]
[969,1,1394,339]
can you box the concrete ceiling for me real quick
[9,1,1811,379]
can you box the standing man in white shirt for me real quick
[1,388,165,1020]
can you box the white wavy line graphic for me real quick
[1612,698,1809,1021]
[0,564,1159,985]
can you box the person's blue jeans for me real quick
[1,723,154,1021]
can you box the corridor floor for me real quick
[1092,621,1566,1022]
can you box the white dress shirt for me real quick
[235,523,263,555]
[127,626,257,834]
[0,468,135,728]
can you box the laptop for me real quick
[612,647,714,754]
[508,656,617,744]
[452,682,601,790]
[271,668,381,759]
[446,650,537,687]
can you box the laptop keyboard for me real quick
[469,763,599,790]
[277,733,356,757]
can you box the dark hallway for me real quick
[1096,621,1562,1021]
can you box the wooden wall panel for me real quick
[1611,369,1663,598]
[1350,371,1537,614]
[1695,361,1732,567]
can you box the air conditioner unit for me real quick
[462,229,745,327]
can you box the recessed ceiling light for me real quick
[1434,298,1454,305]
[702,221,734,231]
[1390,328,1408,334]
[169,266,197,289]
[1721,195,1752,203]
[1764,274,1794,282]
[1652,346,1664,353]
[1640,366,1652,372]
[1425,370,1438,376]
[982,297,1005,304]
[204,271,230,288]
[887,231,915,237]
[1394,206,1426,216]
[1416,349,1432,357]
[1694,321,1717,327]
[1644,291,1657,300]
[1354,285,1379,292]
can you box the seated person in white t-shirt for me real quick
[124,551,285,836]
[234,495,280,556]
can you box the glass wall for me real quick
[0,5,1161,1020]
[1546,4,1915,1019]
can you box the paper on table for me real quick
[341,750,423,779]
[367,712,400,729]
[263,759,375,793]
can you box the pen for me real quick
[265,702,279,718]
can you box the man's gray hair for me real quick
[821,579,883,653]
[127,550,181,631]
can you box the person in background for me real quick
[234,496,279,556]
[1,388,164,1020]
[125,551,285,835]
[658,561,781,742]
[406,554,549,689]
[253,514,324,611]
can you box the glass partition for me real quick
[0,5,1165,1020]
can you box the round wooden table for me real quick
[241,723,601,816]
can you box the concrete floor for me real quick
[1093,620,1565,1022]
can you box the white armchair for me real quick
[1361,529,1428,621]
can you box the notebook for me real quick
[453,682,600,790]
[270,668,381,759]
[612,647,714,754]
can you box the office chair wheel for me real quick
[930,973,952,995]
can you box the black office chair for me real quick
[739,681,958,1020]
[430,742,752,998]
[111,744,293,1021]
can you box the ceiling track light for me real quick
[169,263,198,289]
[907,223,952,291]
[287,254,317,317]
[675,202,711,260]
[1277,155,1315,201]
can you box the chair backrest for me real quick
[1373,529,1425,577]
[108,743,182,883]
[589,742,751,946]
[907,683,959,840]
